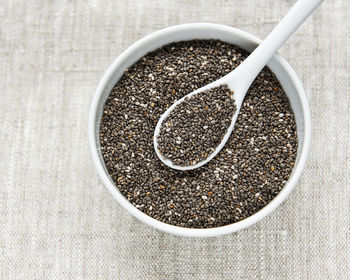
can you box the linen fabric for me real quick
[0,0,349,279]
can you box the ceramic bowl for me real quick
[88,23,311,237]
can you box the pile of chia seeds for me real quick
[157,84,236,166]
[100,40,298,228]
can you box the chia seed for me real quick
[99,40,298,228]
[157,84,236,166]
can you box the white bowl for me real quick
[88,23,311,237]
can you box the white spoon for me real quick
[154,0,324,171]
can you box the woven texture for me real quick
[1,0,349,279]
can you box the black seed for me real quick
[99,40,298,228]
[157,84,236,166]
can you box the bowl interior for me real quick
[90,24,308,237]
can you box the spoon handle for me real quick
[226,0,324,92]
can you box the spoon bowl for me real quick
[153,76,234,171]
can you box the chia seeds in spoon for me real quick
[157,84,236,166]
[100,40,298,228]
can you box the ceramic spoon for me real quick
[154,0,324,171]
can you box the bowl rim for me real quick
[88,23,311,237]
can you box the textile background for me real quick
[0,0,349,279]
